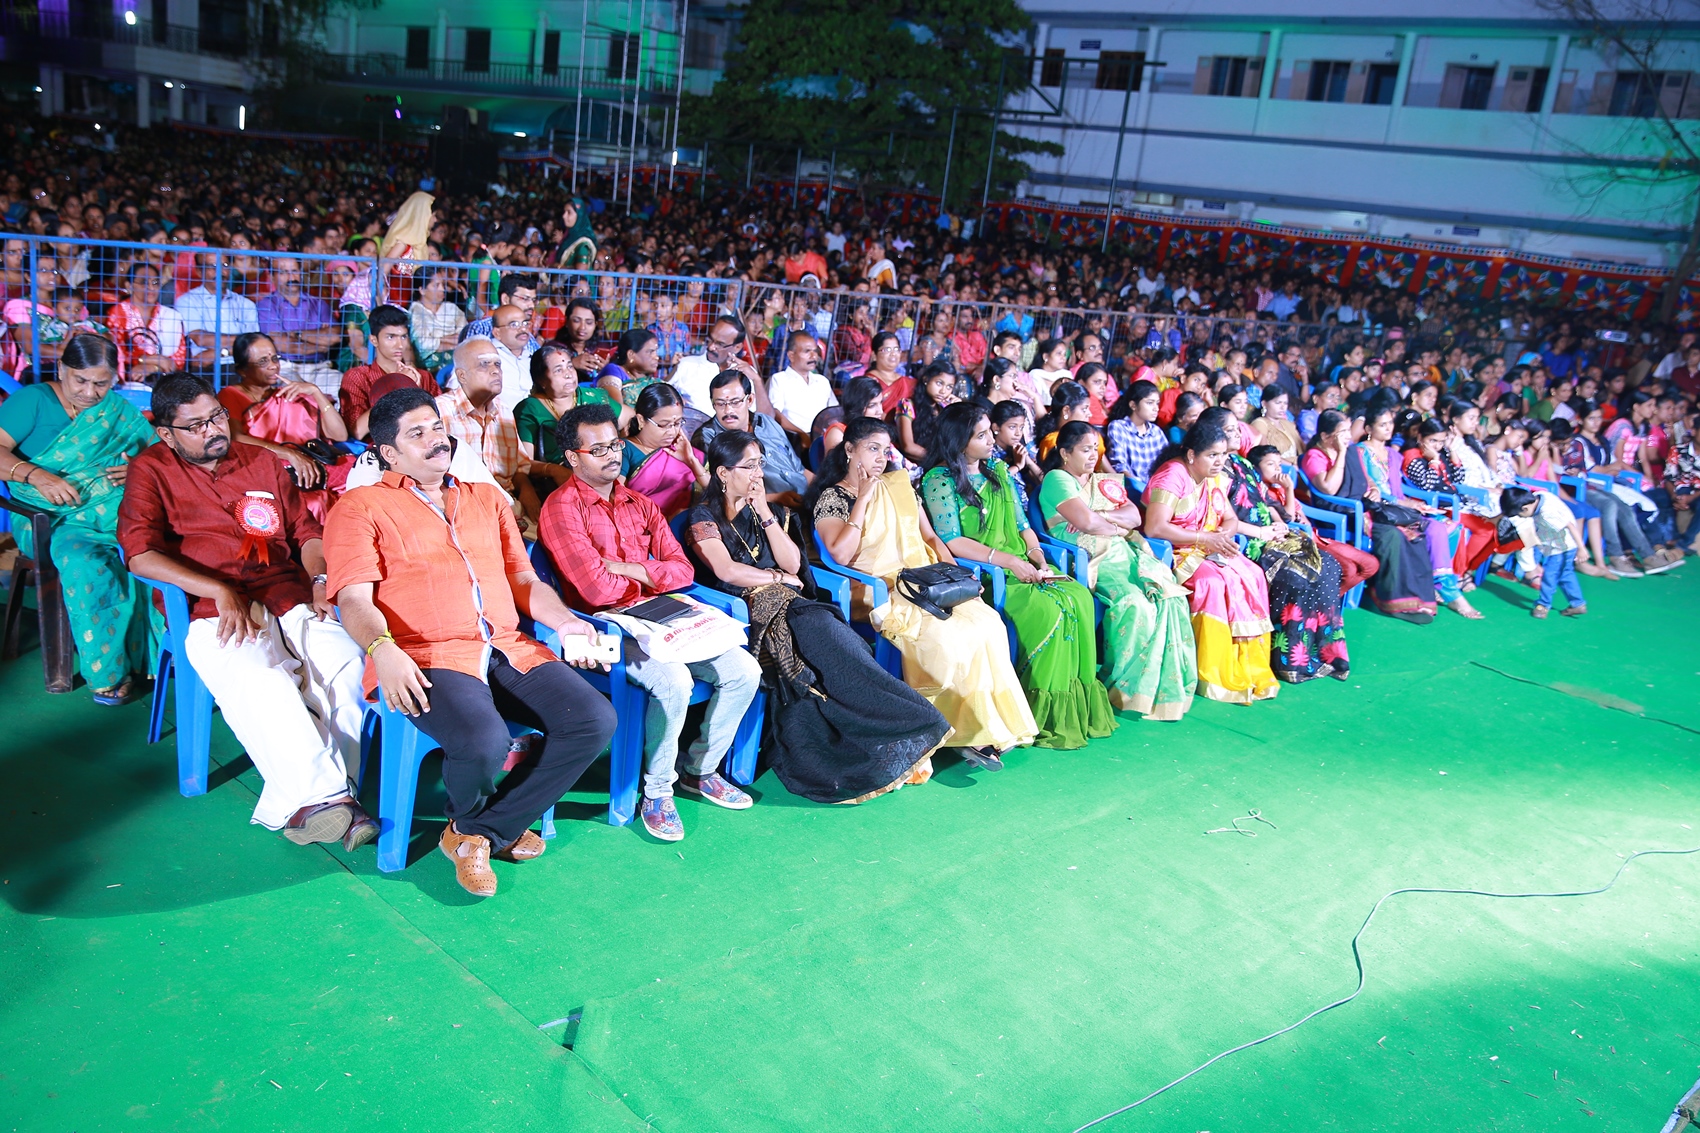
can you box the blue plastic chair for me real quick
[1516,476,1598,521]
[1292,501,1367,611]
[954,542,1073,662]
[357,701,555,873]
[1293,464,1370,552]
[0,368,20,395]
[115,387,153,414]
[809,531,906,680]
[138,577,217,798]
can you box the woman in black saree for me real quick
[684,430,950,803]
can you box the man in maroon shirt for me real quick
[338,304,440,438]
[119,373,377,851]
[538,402,759,843]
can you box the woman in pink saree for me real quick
[621,382,708,518]
[1142,407,1279,705]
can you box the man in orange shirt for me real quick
[324,386,616,897]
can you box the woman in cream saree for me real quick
[811,418,1036,763]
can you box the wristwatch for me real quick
[311,574,328,588]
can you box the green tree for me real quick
[679,0,1059,206]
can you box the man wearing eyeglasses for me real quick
[118,373,378,852]
[693,369,810,509]
[670,313,762,422]
[538,403,761,843]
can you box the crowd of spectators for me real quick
[2,115,1695,896]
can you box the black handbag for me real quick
[894,563,983,620]
[1367,500,1424,527]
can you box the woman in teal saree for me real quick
[921,402,1116,750]
[0,335,158,703]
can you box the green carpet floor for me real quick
[2,568,1697,1132]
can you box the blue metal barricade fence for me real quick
[0,232,1364,407]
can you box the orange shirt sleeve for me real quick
[322,490,385,599]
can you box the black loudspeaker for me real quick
[429,135,498,196]
[440,105,487,137]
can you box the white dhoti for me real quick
[182,603,367,829]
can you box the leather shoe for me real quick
[494,828,546,862]
[283,801,354,846]
[342,806,379,852]
[439,822,497,897]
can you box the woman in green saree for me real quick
[1038,421,1197,721]
[920,402,1116,750]
[555,199,598,271]
[0,334,158,703]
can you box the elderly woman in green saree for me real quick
[920,402,1116,750]
[0,334,158,703]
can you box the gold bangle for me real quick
[366,631,395,657]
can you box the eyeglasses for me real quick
[248,354,280,367]
[731,459,765,471]
[573,441,623,459]
[711,397,747,411]
[164,407,229,436]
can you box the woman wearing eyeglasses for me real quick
[685,430,950,804]
[0,334,159,705]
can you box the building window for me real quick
[151,0,168,41]
[1210,56,1247,97]
[1095,51,1143,92]
[1039,47,1065,88]
[1606,70,1689,117]
[542,29,560,74]
[1503,66,1550,112]
[1306,60,1352,102]
[1365,62,1399,105]
[464,28,491,73]
[607,34,640,79]
[1440,64,1496,110]
[405,27,430,70]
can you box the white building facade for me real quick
[1006,0,1700,265]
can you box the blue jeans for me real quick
[1535,549,1585,611]
[625,643,762,799]
[1586,488,1653,559]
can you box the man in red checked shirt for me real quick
[538,402,760,844]
[119,373,378,852]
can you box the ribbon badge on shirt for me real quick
[234,491,281,566]
[1098,478,1129,508]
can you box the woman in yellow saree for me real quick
[811,418,1036,768]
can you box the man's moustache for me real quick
[428,444,451,459]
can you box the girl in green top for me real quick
[515,343,614,501]
[920,402,1115,750]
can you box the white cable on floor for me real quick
[1074,844,1700,1132]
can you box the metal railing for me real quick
[0,8,239,56]
[317,53,679,98]
[0,233,1418,403]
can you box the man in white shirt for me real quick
[177,251,260,368]
[824,222,847,256]
[766,331,837,438]
[487,304,535,417]
[1654,331,1696,379]
[1134,266,1166,303]
[671,314,756,419]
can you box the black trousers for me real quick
[413,654,617,847]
